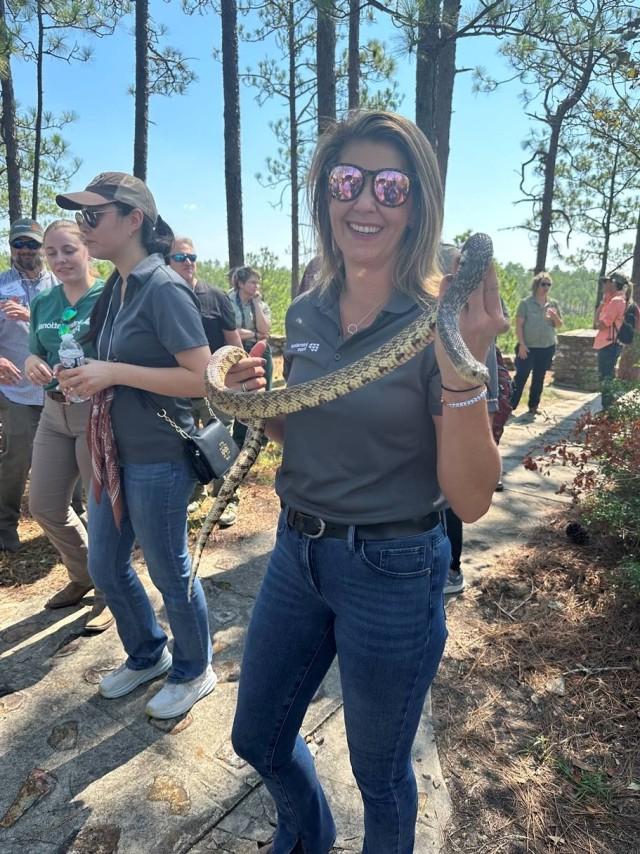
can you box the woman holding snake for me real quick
[226,111,507,854]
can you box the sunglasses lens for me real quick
[172,253,196,263]
[329,165,364,201]
[61,307,78,322]
[373,170,411,207]
[12,239,40,249]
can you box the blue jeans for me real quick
[232,511,450,854]
[88,460,211,682]
[597,343,622,409]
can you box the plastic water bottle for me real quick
[58,333,88,403]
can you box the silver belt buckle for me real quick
[306,517,326,539]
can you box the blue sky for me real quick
[9,2,538,269]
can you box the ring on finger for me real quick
[241,382,248,392]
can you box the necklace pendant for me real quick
[346,322,358,335]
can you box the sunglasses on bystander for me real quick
[75,207,114,229]
[11,238,41,250]
[170,252,197,263]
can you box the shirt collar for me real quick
[310,280,419,319]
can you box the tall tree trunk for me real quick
[316,1,336,135]
[347,0,359,110]
[133,0,149,180]
[221,0,244,268]
[434,0,459,193]
[415,0,440,149]
[288,1,299,297]
[0,0,22,221]
[595,142,619,307]
[31,0,44,219]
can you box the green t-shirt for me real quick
[29,280,104,389]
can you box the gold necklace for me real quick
[341,296,388,336]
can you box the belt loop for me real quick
[347,524,356,554]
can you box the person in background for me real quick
[0,219,57,553]
[168,236,243,525]
[227,266,272,448]
[593,272,628,409]
[25,220,113,631]
[55,172,215,720]
[510,271,562,416]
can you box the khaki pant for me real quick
[29,395,104,605]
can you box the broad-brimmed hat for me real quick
[56,172,158,223]
[9,218,44,244]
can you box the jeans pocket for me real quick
[359,535,433,578]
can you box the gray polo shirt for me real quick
[275,283,445,524]
[96,254,208,464]
[517,295,561,349]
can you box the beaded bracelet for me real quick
[441,383,483,393]
[441,388,487,409]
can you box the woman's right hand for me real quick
[517,343,529,360]
[224,340,267,392]
[25,354,54,386]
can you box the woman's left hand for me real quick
[435,259,509,388]
[56,359,116,398]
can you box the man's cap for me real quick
[9,218,44,244]
[56,172,158,223]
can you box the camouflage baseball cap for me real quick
[9,218,44,244]
[609,272,629,289]
[56,172,158,223]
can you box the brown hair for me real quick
[229,266,261,291]
[307,110,443,299]
[531,271,552,295]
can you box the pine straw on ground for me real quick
[434,519,640,854]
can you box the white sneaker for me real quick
[99,647,172,699]
[145,664,217,719]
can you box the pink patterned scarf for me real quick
[89,388,123,529]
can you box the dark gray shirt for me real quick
[96,254,208,464]
[275,283,444,524]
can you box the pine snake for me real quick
[188,232,494,596]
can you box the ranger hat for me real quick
[56,172,158,223]
[9,218,44,244]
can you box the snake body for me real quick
[188,232,494,596]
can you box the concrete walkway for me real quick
[0,387,599,854]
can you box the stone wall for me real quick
[552,329,600,391]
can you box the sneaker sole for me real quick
[145,670,218,719]
[99,652,172,700]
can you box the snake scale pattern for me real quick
[187,232,494,597]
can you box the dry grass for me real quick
[435,518,640,854]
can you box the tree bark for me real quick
[133,0,149,181]
[31,0,44,219]
[618,209,640,381]
[0,0,22,221]
[288,1,299,297]
[316,1,336,135]
[415,0,440,149]
[221,0,244,268]
[434,0,459,193]
[347,0,359,110]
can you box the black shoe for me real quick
[0,531,21,553]
[495,480,504,492]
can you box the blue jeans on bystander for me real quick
[88,459,211,682]
[231,511,450,854]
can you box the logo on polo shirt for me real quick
[290,341,320,353]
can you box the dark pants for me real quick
[597,343,622,409]
[510,345,555,411]
[0,392,42,546]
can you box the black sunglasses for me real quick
[538,282,551,288]
[11,238,41,250]
[328,163,412,208]
[75,207,114,229]
[170,252,197,263]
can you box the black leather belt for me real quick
[46,389,68,403]
[285,508,440,540]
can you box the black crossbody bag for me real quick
[156,399,240,484]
